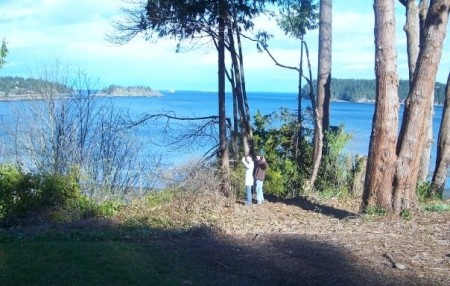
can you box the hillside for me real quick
[1,76,446,103]
[302,78,447,105]
[0,76,70,100]
[0,76,161,100]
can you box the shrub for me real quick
[38,172,81,207]
[422,202,450,212]
[0,163,85,225]
[146,190,176,208]
[363,206,387,217]
[400,209,413,220]
[0,164,39,222]
[229,163,245,200]
[315,126,352,198]
[50,197,123,222]
[252,109,354,199]
[252,109,311,197]
[416,181,433,202]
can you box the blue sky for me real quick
[0,0,449,93]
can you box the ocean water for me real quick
[0,90,448,198]
[116,90,443,157]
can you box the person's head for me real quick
[256,152,263,160]
[245,155,252,162]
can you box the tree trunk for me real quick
[417,91,434,182]
[394,0,449,214]
[296,40,304,161]
[231,71,239,161]
[362,0,399,212]
[419,0,429,45]
[227,21,251,156]
[218,1,230,196]
[235,27,254,156]
[310,0,332,187]
[320,0,332,136]
[402,0,420,82]
[298,40,304,126]
[430,73,450,198]
[401,0,434,183]
[416,0,432,183]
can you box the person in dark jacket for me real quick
[254,154,269,204]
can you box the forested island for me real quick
[0,76,162,100]
[0,76,446,103]
[301,78,447,105]
[100,84,163,97]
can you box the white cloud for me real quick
[1,0,449,91]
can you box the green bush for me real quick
[146,190,176,207]
[0,164,39,222]
[422,202,450,212]
[51,197,123,222]
[251,109,354,199]
[38,172,81,207]
[0,164,84,224]
[416,181,433,202]
[229,163,246,200]
[315,126,352,198]
[400,209,413,220]
[363,206,387,217]
[252,108,312,197]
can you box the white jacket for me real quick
[242,157,254,186]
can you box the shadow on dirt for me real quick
[265,194,357,219]
[1,220,435,286]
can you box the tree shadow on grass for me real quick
[1,221,441,286]
[264,194,357,219]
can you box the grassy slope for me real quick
[1,192,449,286]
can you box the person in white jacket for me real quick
[242,155,254,206]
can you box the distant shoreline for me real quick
[0,92,445,107]
[0,91,163,101]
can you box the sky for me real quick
[0,0,449,93]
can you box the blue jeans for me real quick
[255,180,264,204]
[245,185,252,205]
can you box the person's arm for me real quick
[262,158,269,169]
[242,157,250,168]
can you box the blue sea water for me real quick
[120,90,443,157]
[0,90,448,198]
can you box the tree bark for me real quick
[431,73,450,198]
[401,0,433,183]
[296,40,305,160]
[227,21,252,156]
[401,0,420,82]
[362,0,399,212]
[398,0,433,184]
[218,1,230,196]
[235,28,254,156]
[394,0,449,213]
[231,71,239,161]
[417,91,434,182]
[298,39,304,126]
[310,0,332,187]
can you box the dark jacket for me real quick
[254,158,269,181]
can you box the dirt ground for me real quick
[6,194,450,285]
[174,195,450,286]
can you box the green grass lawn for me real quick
[0,230,210,286]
